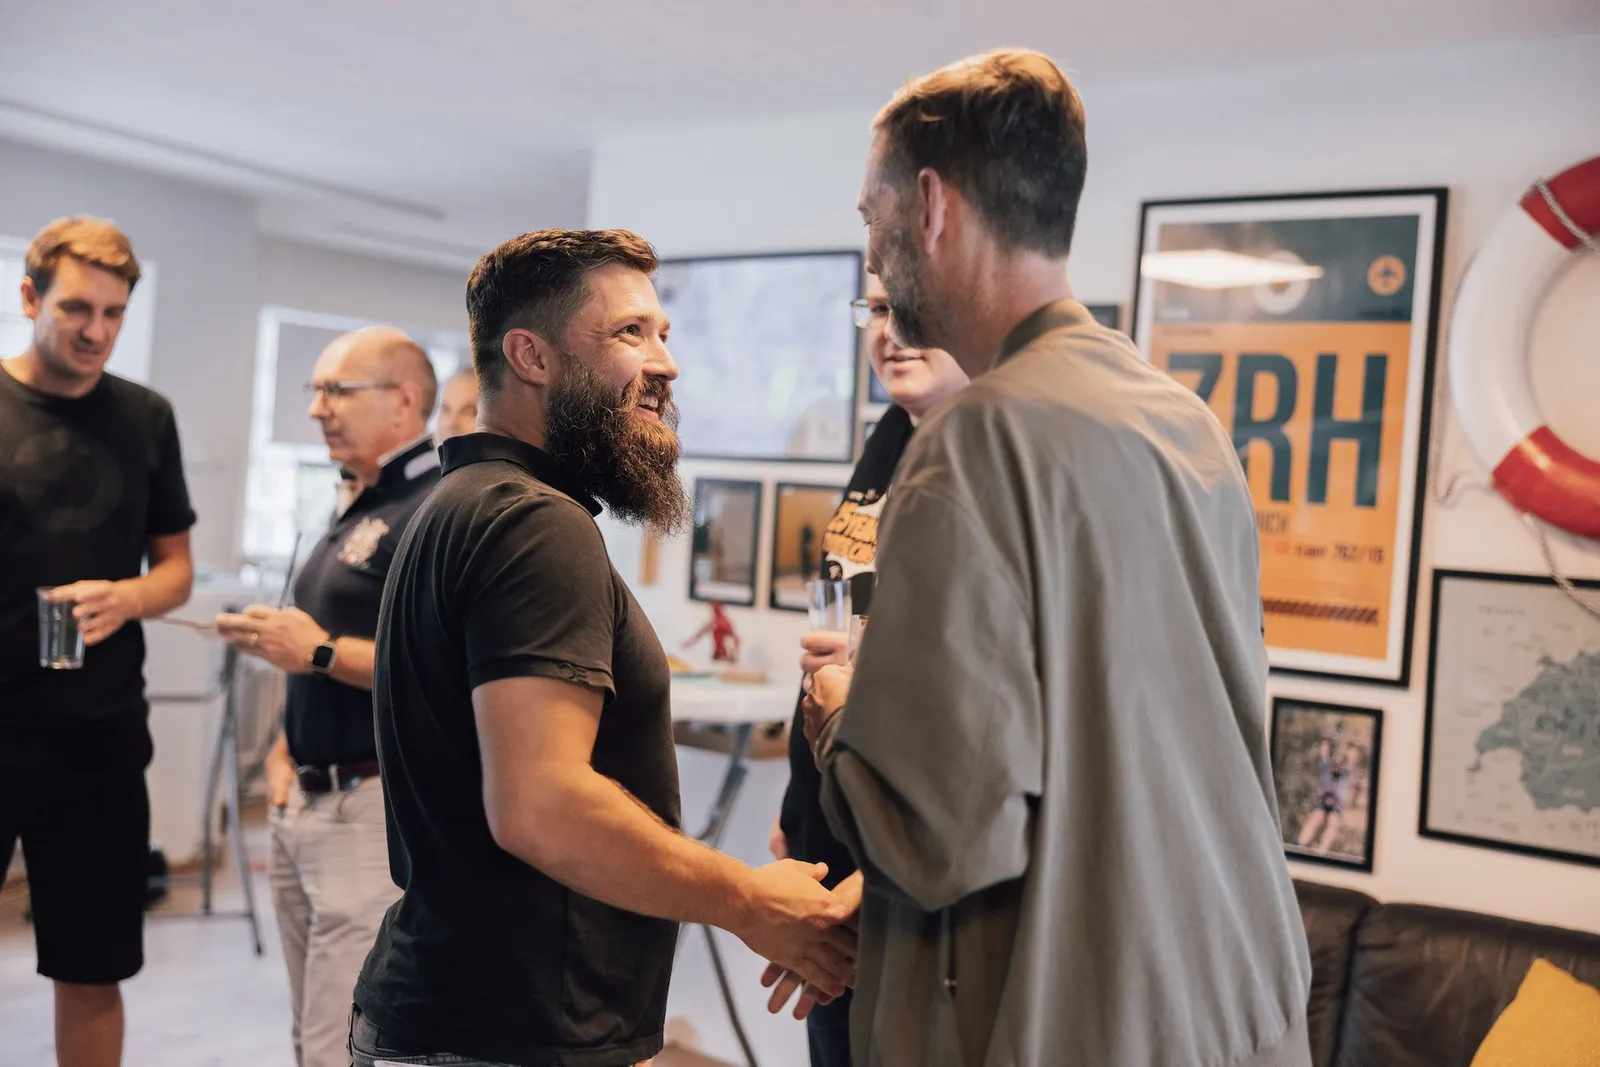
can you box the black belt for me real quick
[295,758,381,796]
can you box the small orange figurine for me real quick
[684,601,741,663]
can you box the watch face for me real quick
[312,643,336,671]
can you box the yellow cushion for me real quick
[1471,958,1600,1067]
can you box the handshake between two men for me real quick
[759,632,864,1022]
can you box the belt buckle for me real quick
[331,763,364,793]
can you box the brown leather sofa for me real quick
[1294,879,1600,1066]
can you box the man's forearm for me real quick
[127,555,194,618]
[329,637,376,691]
[494,764,754,930]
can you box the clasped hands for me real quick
[757,630,861,1019]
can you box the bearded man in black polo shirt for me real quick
[217,325,440,1067]
[352,230,857,1067]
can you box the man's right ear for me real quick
[18,277,41,320]
[501,328,556,387]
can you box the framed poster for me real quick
[1085,303,1123,331]
[769,483,846,612]
[655,251,862,462]
[1420,569,1600,869]
[688,479,762,607]
[1271,697,1383,872]
[1132,188,1447,686]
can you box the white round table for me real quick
[670,676,797,725]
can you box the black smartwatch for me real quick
[309,640,338,676]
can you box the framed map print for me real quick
[1132,189,1447,686]
[655,251,862,462]
[1420,569,1600,868]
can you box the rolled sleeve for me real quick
[462,495,617,702]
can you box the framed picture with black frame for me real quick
[1085,303,1123,331]
[768,482,846,612]
[1270,697,1383,872]
[687,478,763,607]
[1130,187,1447,687]
[655,250,863,463]
[1419,568,1600,869]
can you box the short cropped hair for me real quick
[873,49,1088,258]
[465,229,659,396]
[26,216,142,296]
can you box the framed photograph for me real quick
[688,479,762,607]
[1132,188,1447,686]
[1420,569,1600,869]
[1271,697,1382,872]
[768,483,845,612]
[655,251,862,462]
[1086,303,1123,331]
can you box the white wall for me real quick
[257,236,469,338]
[590,33,1600,1065]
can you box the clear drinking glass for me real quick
[846,613,868,665]
[807,579,852,632]
[37,587,86,670]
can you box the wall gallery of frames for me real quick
[666,157,1600,882]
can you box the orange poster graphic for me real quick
[1151,322,1410,661]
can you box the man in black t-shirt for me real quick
[353,229,858,1067]
[766,273,969,1064]
[216,326,440,1067]
[0,217,196,1067]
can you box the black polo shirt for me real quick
[355,432,681,1067]
[284,435,439,769]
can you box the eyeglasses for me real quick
[304,380,401,401]
[850,298,890,330]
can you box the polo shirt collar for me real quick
[440,432,603,517]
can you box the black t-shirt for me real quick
[355,432,682,1067]
[0,367,196,726]
[284,436,439,768]
[779,403,915,888]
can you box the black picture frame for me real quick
[1419,568,1600,870]
[687,478,763,608]
[1270,696,1383,872]
[1085,303,1123,331]
[768,482,846,612]
[656,250,863,464]
[1130,187,1448,687]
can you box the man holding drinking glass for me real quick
[768,273,967,1066]
[0,217,196,1067]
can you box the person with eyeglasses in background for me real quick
[214,326,440,1067]
[764,273,968,1066]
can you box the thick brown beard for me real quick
[545,359,691,535]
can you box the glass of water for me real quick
[806,579,852,632]
[847,614,868,665]
[37,587,86,670]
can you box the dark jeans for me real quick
[806,987,853,1067]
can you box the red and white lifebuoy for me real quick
[1449,155,1600,539]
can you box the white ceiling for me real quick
[2,0,1595,268]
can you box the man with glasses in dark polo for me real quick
[216,325,440,1067]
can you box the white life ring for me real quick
[1449,155,1600,539]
